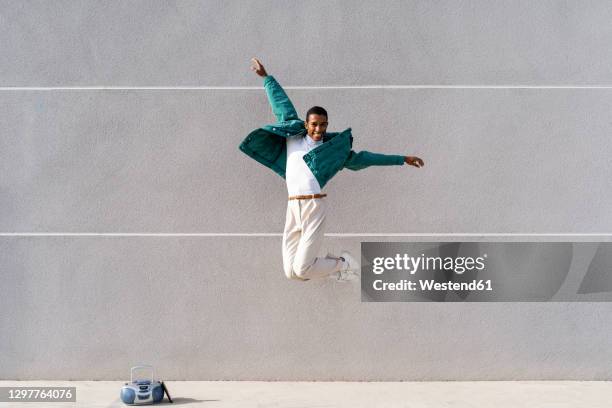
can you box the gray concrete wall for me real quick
[1,0,612,380]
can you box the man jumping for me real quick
[239,58,424,282]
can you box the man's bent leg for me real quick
[292,198,343,280]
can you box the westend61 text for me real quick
[373,279,493,291]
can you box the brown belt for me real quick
[288,194,327,200]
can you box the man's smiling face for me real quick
[305,114,328,142]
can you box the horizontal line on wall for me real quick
[3,85,612,91]
[0,233,610,237]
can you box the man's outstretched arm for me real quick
[251,58,299,122]
[344,150,424,171]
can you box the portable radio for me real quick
[120,365,172,405]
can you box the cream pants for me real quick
[282,197,343,280]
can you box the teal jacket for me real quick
[238,75,405,188]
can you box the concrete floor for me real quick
[0,380,610,407]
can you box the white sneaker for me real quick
[340,251,360,272]
[331,251,360,282]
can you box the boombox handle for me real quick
[130,365,154,383]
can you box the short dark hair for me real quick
[305,106,328,122]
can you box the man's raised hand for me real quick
[404,156,424,168]
[251,58,268,77]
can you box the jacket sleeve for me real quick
[343,150,405,171]
[263,75,299,122]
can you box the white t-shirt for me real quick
[285,134,323,195]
